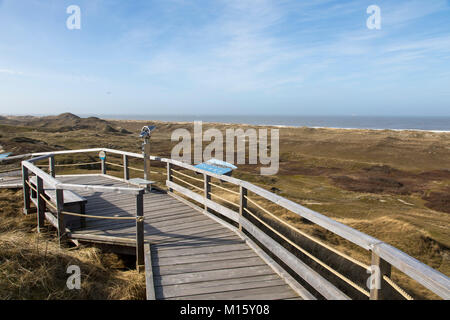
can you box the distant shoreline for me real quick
[2,113,450,133]
[106,117,450,134]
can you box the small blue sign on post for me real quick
[99,151,106,160]
[194,159,237,176]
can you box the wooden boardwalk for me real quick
[4,148,449,300]
[55,175,300,300]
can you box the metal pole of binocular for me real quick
[142,137,151,182]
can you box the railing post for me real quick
[136,191,145,272]
[36,176,45,232]
[167,162,173,192]
[123,155,129,181]
[49,155,55,177]
[55,188,65,246]
[370,251,392,300]
[239,186,247,231]
[204,174,211,212]
[22,164,30,215]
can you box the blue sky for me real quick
[0,0,449,116]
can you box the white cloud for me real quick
[0,68,23,75]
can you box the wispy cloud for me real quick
[0,68,24,75]
[1,0,449,115]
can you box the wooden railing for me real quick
[21,152,146,271]
[11,148,450,299]
[162,158,450,300]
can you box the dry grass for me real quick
[0,189,145,300]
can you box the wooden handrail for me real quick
[164,157,450,300]
[22,153,146,271]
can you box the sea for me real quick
[87,115,450,132]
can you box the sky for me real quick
[0,0,449,117]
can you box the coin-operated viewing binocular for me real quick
[139,125,156,141]
[139,125,156,182]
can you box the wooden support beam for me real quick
[79,202,86,229]
[204,174,210,211]
[167,162,173,192]
[49,155,55,177]
[370,251,392,300]
[136,192,145,272]
[36,176,45,232]
[239,186,247,231]
[55,189,65,246]
[22,165,30,215]
[123,155,129,181]
[144,243,156,300]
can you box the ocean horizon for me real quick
[82,114,450,132]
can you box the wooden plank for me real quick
[0,170,22,178]
[84,200,181,215]
[45,211,58,228]
[158,278,288,299]
[370,251,391,300]
[0,182,23,189]
[73,208,198,231]
[49,156,55,177]
[136,193,144,271]
[373,242,450,300]
[123,155,129,181]
[167,181,239,223]
[76,215,220,236]
[84,198,182,214]
[92,225,227,241]
[240,216,350,300]
[30,176,87,204]
[36,176,45,232]
[153,249,257,266]
[154,265,276,287]
[28,154,52,163]
[68,233,137,246]
[22,161,58,187]
[85,193,173,206]
[75,208,201,231]
[153,230,241,247]
[166,285,296,300]
[168,191,244,240]
[22,165,30,215]
[204,174,210,211]
[145,227,235,246]
[32,148,103,157]
[144,243,156,300]
[73,218,223,240]
[239,185,247,231]
[154,257,266,276]
[243,234,316,300]
[153,243,250,258]
[56,189,65,244]
[57,182,143,195]
[156,273,280,294]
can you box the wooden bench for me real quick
[29,176,87,228]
